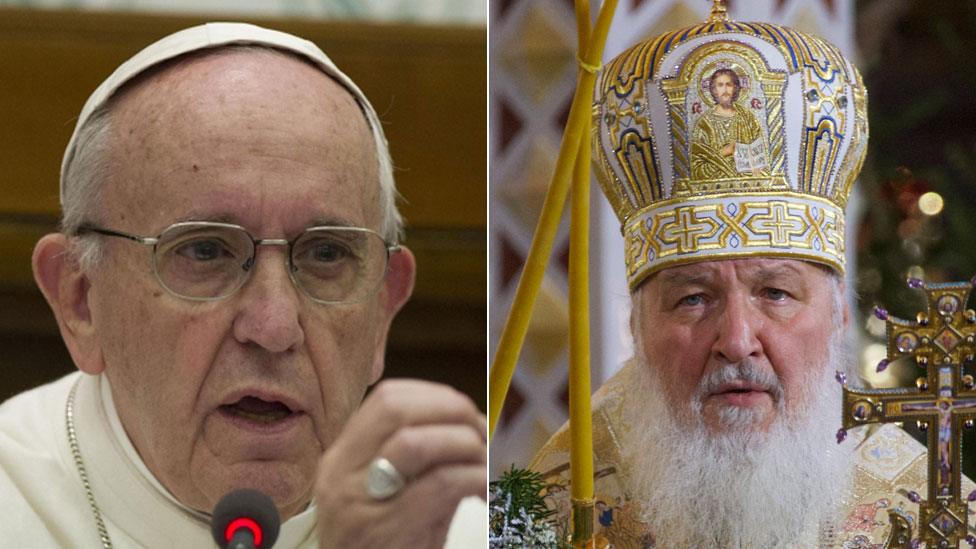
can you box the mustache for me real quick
[694,361,785,404]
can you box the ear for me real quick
[629,282,647,336]
[838,275,851,330]
[628,286,646,363]
[629,293,638,335]
[368,246,416,384]
[32,234,104,375]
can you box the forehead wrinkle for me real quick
[743,262,806,285]
[103,50,380,232]
[646,259,816,302]
[655,267,717,289]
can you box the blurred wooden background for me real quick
[0,8,486,409]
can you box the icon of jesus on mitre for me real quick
[690,61,769,180]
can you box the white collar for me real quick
[100,375,212,522]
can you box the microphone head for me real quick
[211,489,281,549]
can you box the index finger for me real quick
[329,378,485,466]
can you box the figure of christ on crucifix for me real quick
[840,279,976,547]
[901,387,976,495]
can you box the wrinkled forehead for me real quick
[640,257,837,291]
[100,49,379,231]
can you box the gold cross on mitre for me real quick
[838,278,976,547]
[708,0,729,22]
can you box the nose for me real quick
[232,246,305,353]
[711,292,763,364]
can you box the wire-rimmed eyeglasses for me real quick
[76,221,399,305]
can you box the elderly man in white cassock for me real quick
[0,23,485,547]
[530,6,975,549]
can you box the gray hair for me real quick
[61,45,403,273]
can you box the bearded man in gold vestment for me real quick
[529,8,976,548]
[690,68,763,179]
[533,260,873,547]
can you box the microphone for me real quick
[211,489,281,549]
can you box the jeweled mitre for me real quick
[593,12,868,289]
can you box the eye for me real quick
[177,239,228,262]
[293,235,359,279]
[677,294,705,307]
[310,241,350,263]
[763,287,790,301]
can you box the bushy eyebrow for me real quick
[308,217,355,228]
[170,213,356,228]
[652,263,806,292]
[172,212,237,224]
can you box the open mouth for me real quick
[220,396,294,424]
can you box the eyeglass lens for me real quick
[152,224,388,303]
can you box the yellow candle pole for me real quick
[487,78,586,437]
[569,125,595,546]
[570,0,592,499]
[574,0,591,53]
[488,0,618,439]
[568,4,596,543]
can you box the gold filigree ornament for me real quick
[592,4,868,288]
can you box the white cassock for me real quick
[0,372,486,547]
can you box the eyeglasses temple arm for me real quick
[76,225,158,246]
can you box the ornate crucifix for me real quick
[838,278,976,547]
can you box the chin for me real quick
[210,460,313,519]
[703,403,774,433]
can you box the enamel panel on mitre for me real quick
[593,21,868,289]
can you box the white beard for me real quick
[623,330,855,548]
